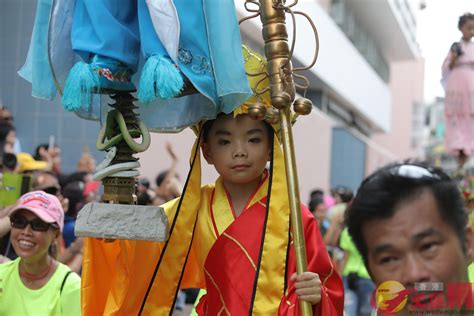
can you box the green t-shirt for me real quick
[190,289,206,316]
[339,227,370,279]
[0,258,81,316]
[469,263,474,283]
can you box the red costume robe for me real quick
[195,176,343,315]
[81,138,343,315]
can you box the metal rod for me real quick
[258,0,312,314]
[101,92,139,204]
[279,108,312,316]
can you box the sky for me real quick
[416,0,473,103]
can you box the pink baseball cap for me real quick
[9,190,64,232]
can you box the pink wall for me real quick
[292,109,334,201]
[367,58,425,175]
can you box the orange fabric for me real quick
[81,188,213,315]
[82,138,205,316]
[81,238,164,315]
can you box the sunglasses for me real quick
[10,215,58,232]
[42,186,61,196]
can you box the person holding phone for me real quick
[441,13,474,173]
[0,191,81,315]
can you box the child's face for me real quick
[202,114,271,186]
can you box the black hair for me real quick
[0,122,15,169]
[155,170,169,187]
[310,189,324,200]
[34,143,58,161]
[308,196,325,212]
[0,121,15,153]
[458,12,474,29]
[62,180,85,217]
[334,185,354,203]
[346,162,467,266]
[201,117,217,144]
[138,177,150,189]
[201,113,274,144]
[60,171,88,188]
[155,170,180,187]
[137,191,152,206]
[0,121,14,143]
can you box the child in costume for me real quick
[81,49,343,315]
[441,12,474,171]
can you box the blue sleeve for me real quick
[62,220,76,247]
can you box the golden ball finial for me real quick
[271,92,292,109]
[293,97,313,115]
[265,107,280,125]
[247,103,267,120]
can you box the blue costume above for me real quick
[19,0,252,132]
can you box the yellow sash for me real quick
[82,135,291,315]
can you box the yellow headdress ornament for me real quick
[233,46,271,116]
[232,46,299,137]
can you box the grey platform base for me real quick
[75,203,169,241]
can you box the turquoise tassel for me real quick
[138,55,184,103]
[61,62,100,111]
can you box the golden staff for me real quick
[242,1,320,315]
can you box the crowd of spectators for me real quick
[2,99,473,315]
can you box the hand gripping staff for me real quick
[241,1,320,315]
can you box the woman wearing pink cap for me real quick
[0,190,81,315]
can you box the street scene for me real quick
[0,0,473,315]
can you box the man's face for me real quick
[363,190,473,302]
